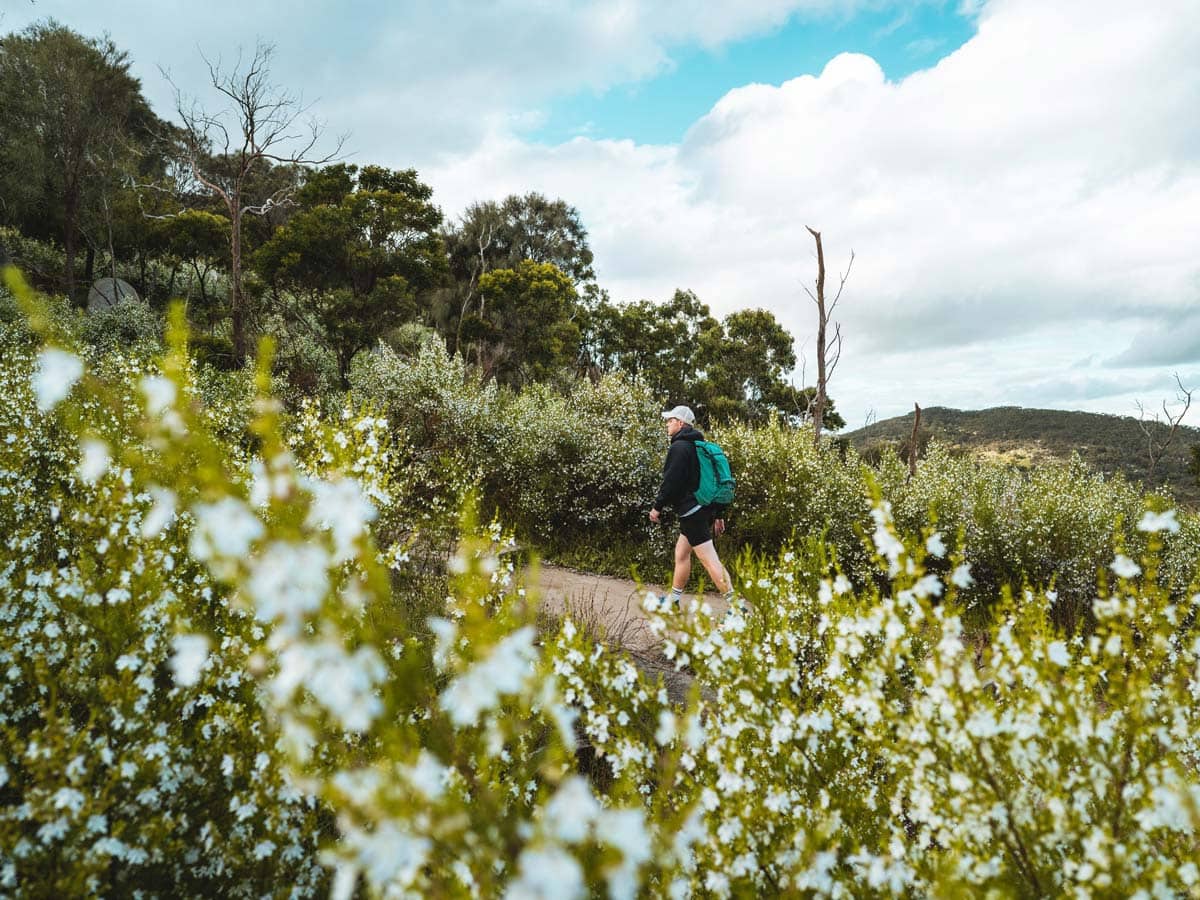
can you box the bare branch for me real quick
[1135,374,1194,480]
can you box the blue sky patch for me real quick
[530,3,977,145]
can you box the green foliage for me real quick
[0,21,166,302]
[582,288,718,402]
[851,405,1200,508]
[5,264,1200,897]
[254,163,447,384]
[78,298,162,358]
[470,260,581,386]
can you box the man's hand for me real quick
[713,518,725,536]
[649,508,661,524]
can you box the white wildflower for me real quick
[271,640,385,732]
[913,574,944,599]
[189,498,264,577]
[342,822,431,891]
[1111,554,1141,580]
[542,776,600,843]
[33,348,83,412]
[306,478,377,562]
[140,487,177,539]
[439,627,537,727]
[1047,641,1070,666]
[77,439,110,484]
[655,710,677,746]
[408,751,448,801]
[245,542,331,625]
[507,846,585,900]
[1137,509,1180,534]
[139,375,176,416]
[951,564,974,589]
[427,617,457,672]
[169,634,210,687]
[596,808,651,900]
[925,532,947,557]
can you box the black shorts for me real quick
[679,505,721,547]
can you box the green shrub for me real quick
[6,263,1200,897]
[78,298,162,358]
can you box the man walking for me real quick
[648,405,738,614]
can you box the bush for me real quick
[5,264,1200,896]
[78,298,162,358]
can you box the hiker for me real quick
[648,405,738,613]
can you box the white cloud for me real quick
[5,0,877,158]
[425,0,1200,423]
[7,0,1198,423]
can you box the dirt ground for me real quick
[531,564,734,653]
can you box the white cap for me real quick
[661,405,696,425]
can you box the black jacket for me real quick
[653,426,703,515]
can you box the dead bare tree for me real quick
[907,403,922,482]
[165,41,343,363]
[1135,373,1194,481]
[803,226,853,447]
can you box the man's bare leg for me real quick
[691,540,731,595]
[672,534,692,591]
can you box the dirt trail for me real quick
[531,565,732,653]
[531,564,732,705]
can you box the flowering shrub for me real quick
[558,503,1200,896]
[0,282,325,895]
[78,298,162,359]
[5,263,1200,897]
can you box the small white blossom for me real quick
[33,348,83,411]
[1137,509,1180,534]
[542,776,600,843]
[1111,554,1141,579]
[655,710,677,746]
[169,634,210,687]
[245,541,331,625]
[925,532,947,557]
[507,846,585,900]
[1047,641,1070,666]
[140,487,177,539]
[139,375,176,416]
[306,478,376,562]
[439,627,537,727]
[77,439,110,484]
[189,498,264,578]
[951,564,974,589]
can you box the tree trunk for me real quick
[84,245,95,288]
[907,403,922,482]
[230,203,246,363]
[64,193,79,306]
[807,227,828,447]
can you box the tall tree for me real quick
[0,21,160,303]
[253,163,447,383]
[583,289,718,400]
[436,193,594,352]
[168,40,342,363]
[466,260,580,386]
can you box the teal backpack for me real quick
[694,440,736,507]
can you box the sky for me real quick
[3,0,1199,429]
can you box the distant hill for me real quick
[843,406,1200,508]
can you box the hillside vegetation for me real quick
[848,405,1200,508]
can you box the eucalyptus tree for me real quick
[0,21,161,302]
[253,164,447,383]
[167,40,343,363]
